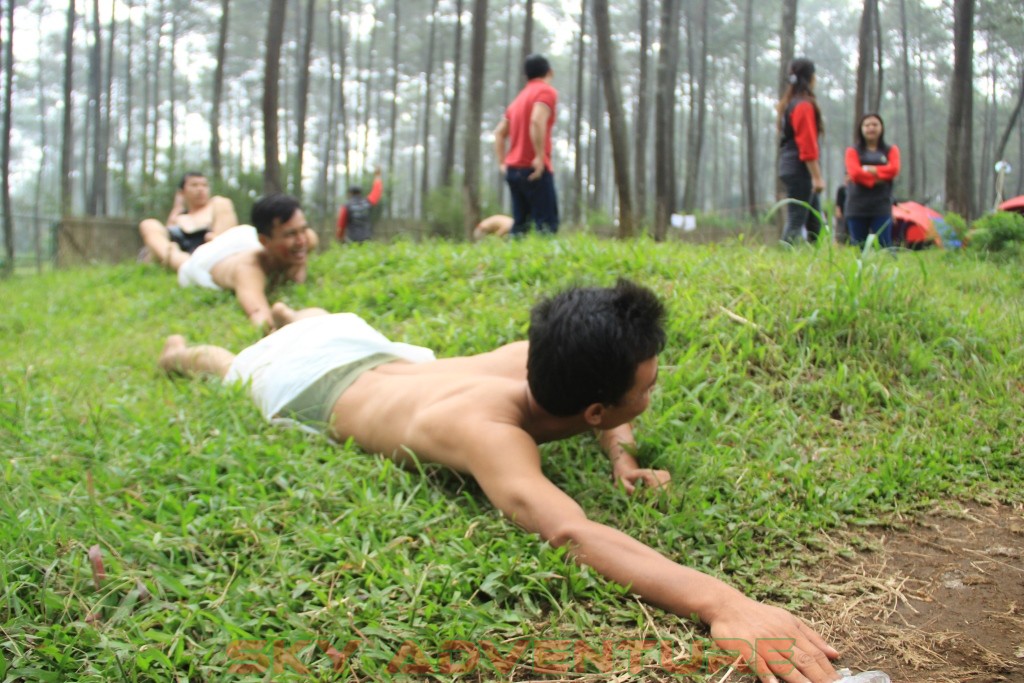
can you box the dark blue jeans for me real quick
[846,214,893,248]
[780,173,822,244]
[506,167,560,235]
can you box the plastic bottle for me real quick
[836,668,891,683]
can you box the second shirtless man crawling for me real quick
[159,280,842,683]
[143,193,319,332]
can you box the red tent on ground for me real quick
[892,201,943,247]
[997,195,1024,214]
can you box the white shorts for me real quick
[178,225,262,290]
[224,313,436,431]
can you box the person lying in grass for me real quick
[158,279,842,683]
[142,193,318,332]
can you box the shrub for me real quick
[966,211,1024,257]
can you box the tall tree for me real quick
[587,40,603,212]
[86,0,102,215]
[99,0,115,214]
[945,0,975,217]
[775,0,798,213]
[633,0,650,221]
[591,0,633,237]
[1,0,13,274]
[335,0,350,192]
[741,0,758,218]
[120,0,134,203]
[61,0,76,216]
[316,0,338,217]
[654,0,680,240]
[777,0,797,97]
[262,0,287,194]
[462,0,488,238]
[520,0,533,76]
[210,0,230,181]
[167,2,178,171]
[681,0,709,212]
[854,0,879,128]
[419,0,440,218]
[386,0,400,213]
[897,0,918,196]
[570,0,587,225]
[293,0,315,198]
[441,0,464,187]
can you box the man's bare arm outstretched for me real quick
[463,426,840,683]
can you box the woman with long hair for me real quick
[777,58,825,244]
[844,113,901,248]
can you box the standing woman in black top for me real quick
[777,58,825,244]
[844,113,901,248]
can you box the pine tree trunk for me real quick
[854,0,876,131]
[520,0,533,82]
[262,0,287,194]
[86,0,101,215]
[168,4,178,172]
[99,0,115,214]
[441,0,464,187]
[654,0,679,240]
[61,0,76,216]
[897,0,917,196]
[317,0,337,217]
[775,0,798,221]
[419,0,440,219]
[944,0,974,217]
[462,0,488,238]
[742,0,757,218]
[386,0,401,215]
[571,0,587,226]
[587,43,603,213]
[2,0,14,274]
[681,0,708,213]
[633,0,650,222]
[210,0,229,182]
[293,0,315,199]
[591,0,633,237]
[336,0,349,191]
[120,0,133,203]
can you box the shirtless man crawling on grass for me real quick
[159,279,842,683]
[143,193,319,332]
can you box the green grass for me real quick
[1,236,1022,681]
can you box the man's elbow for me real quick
[541,516,591,550]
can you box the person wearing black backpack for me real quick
[336,168,383,243]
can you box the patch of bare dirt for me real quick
[801,501,1024,683]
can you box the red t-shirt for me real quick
[503,79,557,172]
[790,100,819,162]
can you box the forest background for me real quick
[0,0,1022,270]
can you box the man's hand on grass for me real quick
[613,462,671,494]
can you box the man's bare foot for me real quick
[159,335,187,373]
[271,302,295,329]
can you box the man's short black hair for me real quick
[179,171,206,189]
[348,185,363,197]
[251,193,302,237]
[527,279,666,416]
[524,54,552,81]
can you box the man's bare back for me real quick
[331,342,568,473]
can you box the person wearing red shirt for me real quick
[336,168,384,243]
[844,114,901,248]
[493,54,559,236]
[777,58,825,245]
